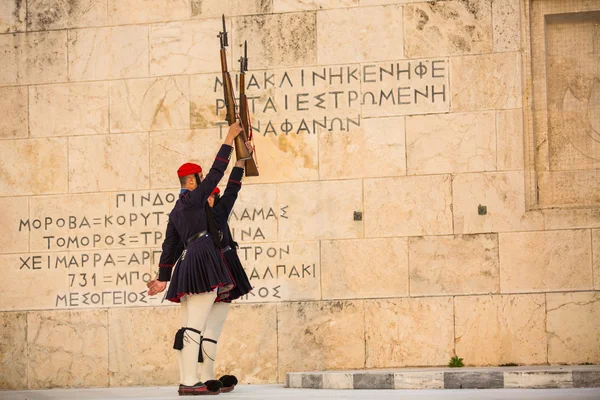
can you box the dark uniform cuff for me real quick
[158,266,173,282]
[229,167,244,183]
[215,144,233,164]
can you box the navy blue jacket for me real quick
[158,144,233,281]
[212,166,244,249]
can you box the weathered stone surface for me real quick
[451,52,522,111]
[0,0,25,33]
[109,306,179,386]
[0,312,27,389]
[323,372,353,389]
[497,109,524,170]
[492,0,520,52]
[0,86,28,138]
[30,82,109,137]
[108,0,188,25]
[361,59,450,117]
[27,0,106,31]
[406,111,496,174]
[214,304,277,383]
[364,175,453,237]
[149,19,226,76]
[321,238,408,299]
[68,26,148,81]
[527,7,600,209]
[110,77,189,133]
[499,230,593,293]
[0,197,29,254]
[538,171,600,209]
[69,133,149,193]
[302,374,323,389]
[363,0,445,3]
[193,0,271,18]
[287,373,301,388]
[547,292,600,364]
[0,31,68,85]
[236,241,320,303]
[409,234,499,296]
[0,138,68,196]
[28,193,110,252]
[275,0,356,12]
[354,373,393,389]
[504,371,572,389]
[544,209,600,230]
[542,11,600,177]
[277,301,365,381]
[444,371,503,389]
[573,370,600,388]
[318,6,403,64]
[233,13,316,69]
[365,297,454,367]
[395,371,444,389]
[277,180,363,240]
[452,171,544,234]
[454,295,547,365]
[319,116,406,179]
[257,134,319,183]
[594,229,600,290]
[0,253,70,311]
[405,0,492,57]
[28,310,109,388]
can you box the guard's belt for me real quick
[185,230,208,248]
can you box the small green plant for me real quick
[500,363,519,367]
[448,355,464,368]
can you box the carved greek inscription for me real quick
[191,59,450,135]
[11,191,297,309]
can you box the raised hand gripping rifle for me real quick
[218,15,259,177]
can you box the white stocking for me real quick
[181,292,216,386]
[200,302,230,381]
[176,297,189,385]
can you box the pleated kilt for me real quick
[166,234,235,303]
[218,248,253,302]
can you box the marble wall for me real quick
[0,0,599,390]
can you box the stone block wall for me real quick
[0,0,599,390]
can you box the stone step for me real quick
[286,365,600,390]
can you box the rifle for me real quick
[218,15,259,177]
[238,40,259,177]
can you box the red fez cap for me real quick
[177,162,202,177]
[211,187,221,195]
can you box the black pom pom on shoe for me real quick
[204,379,223,393]
[218,375,238,392]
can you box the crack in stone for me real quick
[547,297,600,313]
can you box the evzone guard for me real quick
[146,123,242,395]
[199,162,253,392]
[196,22,257,392]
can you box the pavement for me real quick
[287,365,600,391]
[2,385,600,400]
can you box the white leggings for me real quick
[176,292,216,386]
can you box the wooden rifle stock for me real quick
[238,46,259,177]
[218,16,253,165]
